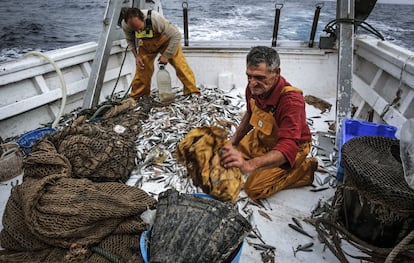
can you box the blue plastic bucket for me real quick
[17,127,56,155]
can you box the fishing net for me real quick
[340,136,414,246]
[308,136,414,262]
[47,124,135,182]
[0,101,158,262]
[176,126,243,202]
[0,142,23,181]
[149,189,251,263]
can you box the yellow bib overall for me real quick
[238,86,316,200]
[130,31,200,98]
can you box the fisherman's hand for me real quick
[136,57,144,70]
[220,145,254,174]
[158,55,169,65]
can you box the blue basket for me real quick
[17,127,56,155]
[337,118,397,182]
[140,229,244,263]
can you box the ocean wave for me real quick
[0,0,413,63]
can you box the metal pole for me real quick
[309,3,323,48]
[182,1,189,46]
[335,0,354,149]
[272,4,283,47]
[82,0,124,109]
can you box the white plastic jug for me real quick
[157,64,175,104]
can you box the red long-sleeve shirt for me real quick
[246,76,311,168]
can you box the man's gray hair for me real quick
[246,46,280,72]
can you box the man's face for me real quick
[127,17,145,32]
[246,62,280,96]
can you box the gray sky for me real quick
[328,0,414,4]
[376,0,412,4]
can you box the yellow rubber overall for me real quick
[237,86,316,200]
[131,34,200,98]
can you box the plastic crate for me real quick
[17,127,56,155]
[337,118,397,182]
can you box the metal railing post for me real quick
[272,4,283,47]
[182,1,189,46]
[309,3,323,48]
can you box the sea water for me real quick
[0,0,413,63]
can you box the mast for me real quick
[335,0,354,149]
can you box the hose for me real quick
[89,104,113,121]
[90,246,124,263]
[25,51,67,129]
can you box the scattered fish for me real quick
[250,242,276,251]
[261,198,273,210]
[293,242,314,256]
[131,85,244,194]
[288,223,313,239]
[248,199,267,210]
[310,197,333,218]
[310,187,330,192]
[292,217,303,229]
[260,250,275,263]
[258,210,272,221]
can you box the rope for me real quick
[384,230,414,263]
[110,46,129,100]
[90,246,124,263]
[305,185,414,263]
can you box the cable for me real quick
[323,18,384,41]
[110,46,129,99]
[90,246,124,263]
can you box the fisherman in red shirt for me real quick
[221,46,318,200]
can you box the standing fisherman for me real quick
[122,8,201,99]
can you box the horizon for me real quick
[377,0,413,4]
[325,0,414,4]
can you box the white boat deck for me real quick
[122,94,363,263]
[0,93,365,262]
[2,35,412,262]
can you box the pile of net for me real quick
[177,126,243,202]
[308,136,414,262]
[0,98,157,263]
[0,142,23,182]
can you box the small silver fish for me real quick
[293,242,314,256]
